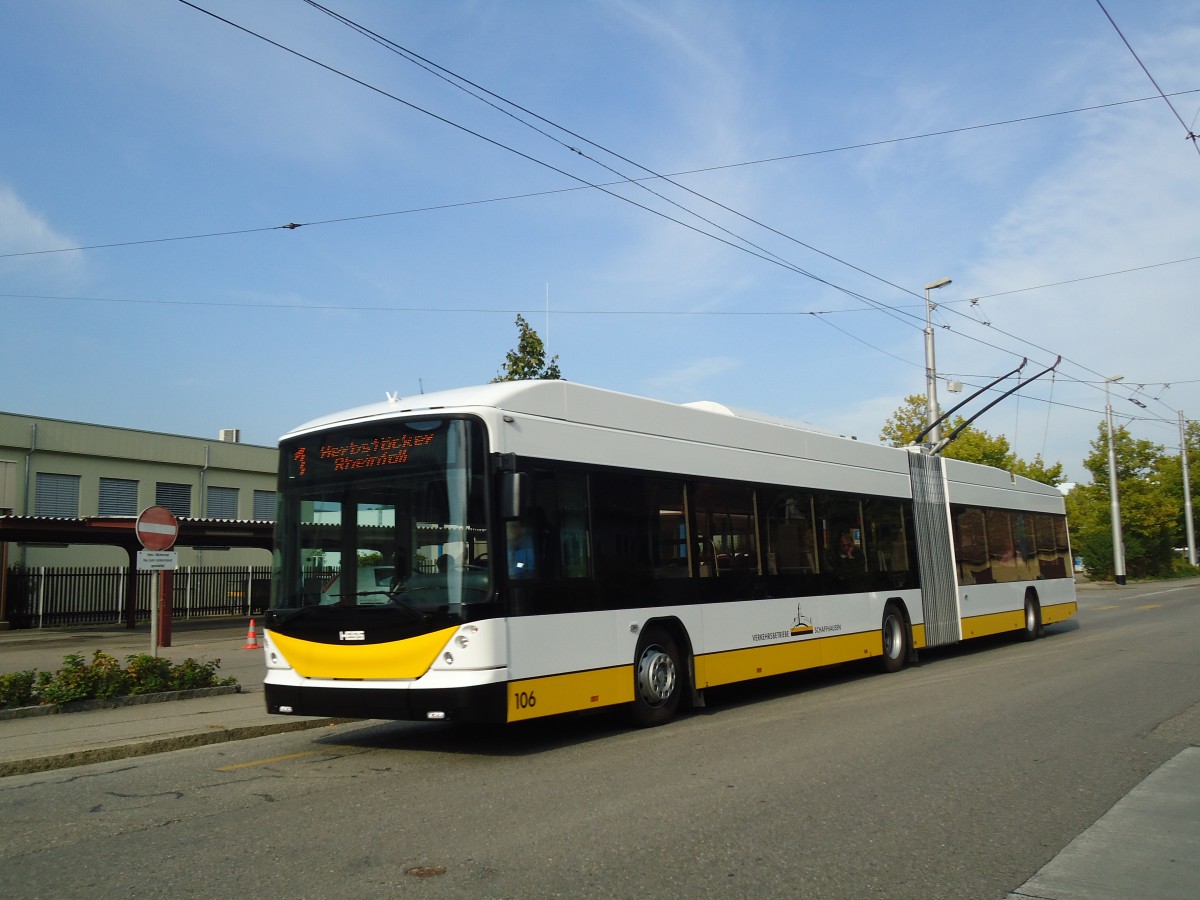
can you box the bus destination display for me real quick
[291,430,438,478]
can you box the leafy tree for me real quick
[1066,422,1178,579]
[491,315,562,382]
[879,395,1065,486]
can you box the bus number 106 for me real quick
[513,690,537,710]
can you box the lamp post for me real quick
[924,277,953,445]
[1105,375,1127,585]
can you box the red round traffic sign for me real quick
[136,506,179,551]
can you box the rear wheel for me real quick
[630,626,683,727]
[1018,593,1042,642]
[880,602,909,674]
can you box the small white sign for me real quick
[137,550,178,571]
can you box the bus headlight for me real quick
[443,652,454,666]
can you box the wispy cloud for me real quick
[643,356,741,400]
[0,184,84,277]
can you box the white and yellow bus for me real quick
[264,381,1076,726]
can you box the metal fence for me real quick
[3,565,272,629]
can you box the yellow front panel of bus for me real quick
[507,666,634,722]
[270,627,457,680]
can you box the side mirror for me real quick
[500,471,530,520]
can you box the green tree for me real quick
[879,395,1065,486]
[491,314,562,382]
[1066,422,1178,579]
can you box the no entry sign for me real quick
[136,506,179,551]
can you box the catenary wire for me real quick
[170,0,908,322]
[183,0,1198,428]
[8,2,1191,438]
[1095,0,1200,154]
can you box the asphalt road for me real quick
[1,582,1197,899]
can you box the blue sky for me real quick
[3,0,1199,483]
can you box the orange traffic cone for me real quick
[243,618,262,650]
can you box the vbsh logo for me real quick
[338,630,366,641]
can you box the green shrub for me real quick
[170,657,236,690]
[0,670,38,708]
[37,653,94,705]
[0,650,237,709]
[125,654,173,695]
[89,651,132,699]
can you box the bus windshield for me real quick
[271,417,492,620]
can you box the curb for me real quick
[0,684,242,721]
[0,716,350,778]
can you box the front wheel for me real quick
[880,602,910,674]
[630,627,683,727]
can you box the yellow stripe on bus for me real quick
[493,600,1079,723]
[1041,600,1077,625]
[508,666,634,722]
[695,630,879,689]
[270,627,457,680]
[961,609,1025,639]
[960,600,1078,638]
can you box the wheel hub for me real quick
[637,645,676,708]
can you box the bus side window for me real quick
[763,490,817,575]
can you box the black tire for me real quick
[1018,593,1042,642]
[629,626,683,727]
[880,602,909,674]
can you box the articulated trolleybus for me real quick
[264,381,1076,726]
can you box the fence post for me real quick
[117,566,125,625]
[184,566,192,620]
[245,566,252,617]
[36,567,45,629]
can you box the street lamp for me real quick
[1105,375,1127,585]
[924,277,953,444]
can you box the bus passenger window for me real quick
[763,491,817,575]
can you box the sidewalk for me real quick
[1008,747,1200,900]
[0,618,340,777]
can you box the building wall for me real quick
[0,412,278,567]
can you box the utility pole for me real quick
[1106,376,1127,585]
[1181,412,1197,567]
[923,277,953,445]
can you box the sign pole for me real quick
[150,572,159,655]
[135,506,179,654]
[160,569,173,648]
